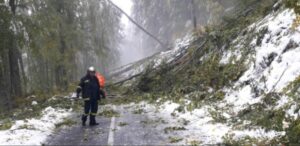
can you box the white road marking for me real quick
[108,105,116,145]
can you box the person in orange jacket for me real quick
[76,66,106,126]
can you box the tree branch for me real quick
[106,0,167,48]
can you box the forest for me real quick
[0,0,121,112]
[1,0,300,145]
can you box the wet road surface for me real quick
[45,105,168,145]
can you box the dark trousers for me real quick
[83,99,98,116]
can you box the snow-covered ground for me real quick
[122,100,284,145]
[0,106,74,145]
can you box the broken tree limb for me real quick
[107,0,167,48]
[269,63,289,93]
[107,73,143,87]
[109,38,209,86]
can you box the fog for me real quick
[112,0,144,67]
[113,0,243,68]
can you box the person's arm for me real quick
[99,88,106,99]
[76,78,84,98]
[95,77,103,100]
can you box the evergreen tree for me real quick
[0,0,122,111]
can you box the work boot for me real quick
[81,115,87,126]
[89,115,99,126]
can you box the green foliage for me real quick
[132,108,145,114]
[285,0,300,14]
[189,140,202,146]
[262,92,281,106]
[283,75,300,95]
[136,60,176,93]
[98,108,120,118]
[0,119,14,130]
[223,133,282,146]
[118,122,128,127]
[55,118,76,129]
[18,124,36,130]
[0,92,80,124]
[168,136,183,143]
[285,118,300,143]
[164,126,186,134]
[284,0,300,30]
[209,109,227,123]
[237,103,286,131]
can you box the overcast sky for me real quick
[110,0,145,67]
[111,0,133,25]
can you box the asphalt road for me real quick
[45,105,168,145]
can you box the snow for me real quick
[222,9,300,91]
[129,8,300,144]
[110,34,194,83]
[286,104,300,120]
[109,7,300,144]
[0,107,73,145]
[160,101,180,114]
[220,49,242,64]
[114,9,299,144]
[224,85,261,113]
[31,101,38,105]
[275,95,290,109]
[210,8,300,143]
[132,100,283,145]
[218,9,300,114]
[229,128,285,140]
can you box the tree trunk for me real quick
[18,50,27,94]
[2,51,12,111]
[191,0,197,30]
[9,34,22,98]
[55,24,68,90]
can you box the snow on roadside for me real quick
[131,101,284,145]
[228,128,285,140]
[0,107,73,145]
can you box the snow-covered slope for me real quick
[221,8,300,114]
[222,9,300,92]
[115,7,300,144]
[180,8,300,143]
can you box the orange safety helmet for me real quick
[96,72,105,89]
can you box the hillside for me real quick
[108,1,300,144]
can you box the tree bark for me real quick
[2,50,12,111]
[56,23,68,90]
[9,34,22,97]
[191,0,197,30]
[18,49,27,94]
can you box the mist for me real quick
[114,0,242,69]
